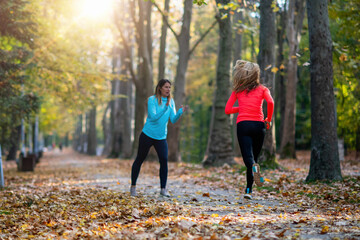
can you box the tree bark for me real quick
[232,10,243,158]
[73,115,81,152]
[6,125,21,160]
[280,0,305,159]
[87,107,97,156]
[275,2,286,148]
[258,0,277,168]
[131,0,154,157]
[158,0,170,80]
[119,48,133,159]
[203,0,236,167]
[101,104,112,156]
[109,67,122,157]
[356,124,360,160]
[167,0,193,162]
[306,0,342,181]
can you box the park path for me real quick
[12,148,285,210]
[3,148,359,239]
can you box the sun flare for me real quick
[78,0,114,20]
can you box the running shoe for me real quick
[253,163,264,187]
[160,188,170,197]
[244,188,252,200]
[130,186,137,197]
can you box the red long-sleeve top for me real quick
[225,85,274,123]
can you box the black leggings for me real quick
[131,132,168,188]
[237,121,266,193]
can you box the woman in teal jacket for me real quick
[130,79,187,197]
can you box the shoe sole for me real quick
[253,163,264,187]
[244,194,252,200]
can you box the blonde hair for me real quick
[155,79,171,106]
[232,60,260,93]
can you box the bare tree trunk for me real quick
[73,115,82,152]
[158,0,170,80]
[87,107,97,156]
[109,69,122,158]
[356,124,360,160]
[101,104,112,156]
[203,0,236,167]
[6,125,21,160]
[306,0,342,181]
[167,0,193,162]
[232,10,243,157]
[81,113,87,153]
[280,0,305,159]
[258,0,277,168]
[131,0,154,157]
[275,2,287,147]
[119,48,133,159]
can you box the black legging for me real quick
[237,121,266,193]
[131,132,168,188]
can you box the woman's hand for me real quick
[264,118,271,130]
[180,105,189,112]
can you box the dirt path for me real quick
[1,148,359,239]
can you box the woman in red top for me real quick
[225,60,274,200]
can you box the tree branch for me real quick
[114,20,138,87]
[189,19,218,56]
[152,0,180,42]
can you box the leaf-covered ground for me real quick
[1,149,359,239]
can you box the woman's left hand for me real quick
[180,105,189,112]
[264,118,271,130]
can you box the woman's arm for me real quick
[147,97,168,122]
[169,99,183,124]
[225,91,239,114]
[264,88,274,122]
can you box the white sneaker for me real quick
[244,193,252,200]
[244,188,252,200]
[130,186,137,197]
[160,188,170,197]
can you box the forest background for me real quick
[0,0,359,168]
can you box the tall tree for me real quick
[153,0,217,162]
[119,47,133,158]
[275,1,287,146]
[306,0,342,181]
[167,0,193,162]
[232,9,244,157]
[257,0,277,167]
[101,104,111,156]
[0,0,40,151]
[115,0,153,157]
[108,47,122,158]
[87,106,97,156]
[279,0,305,159]
[203,0,236,167]
[158,0,170,80]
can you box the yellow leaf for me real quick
[271,67,279,73]
[339,53,347,61]
[291,55,297,59]
[211,213,219,217]
[279,64,285,69]
[321,225,329,234]
[221,14,228,20]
